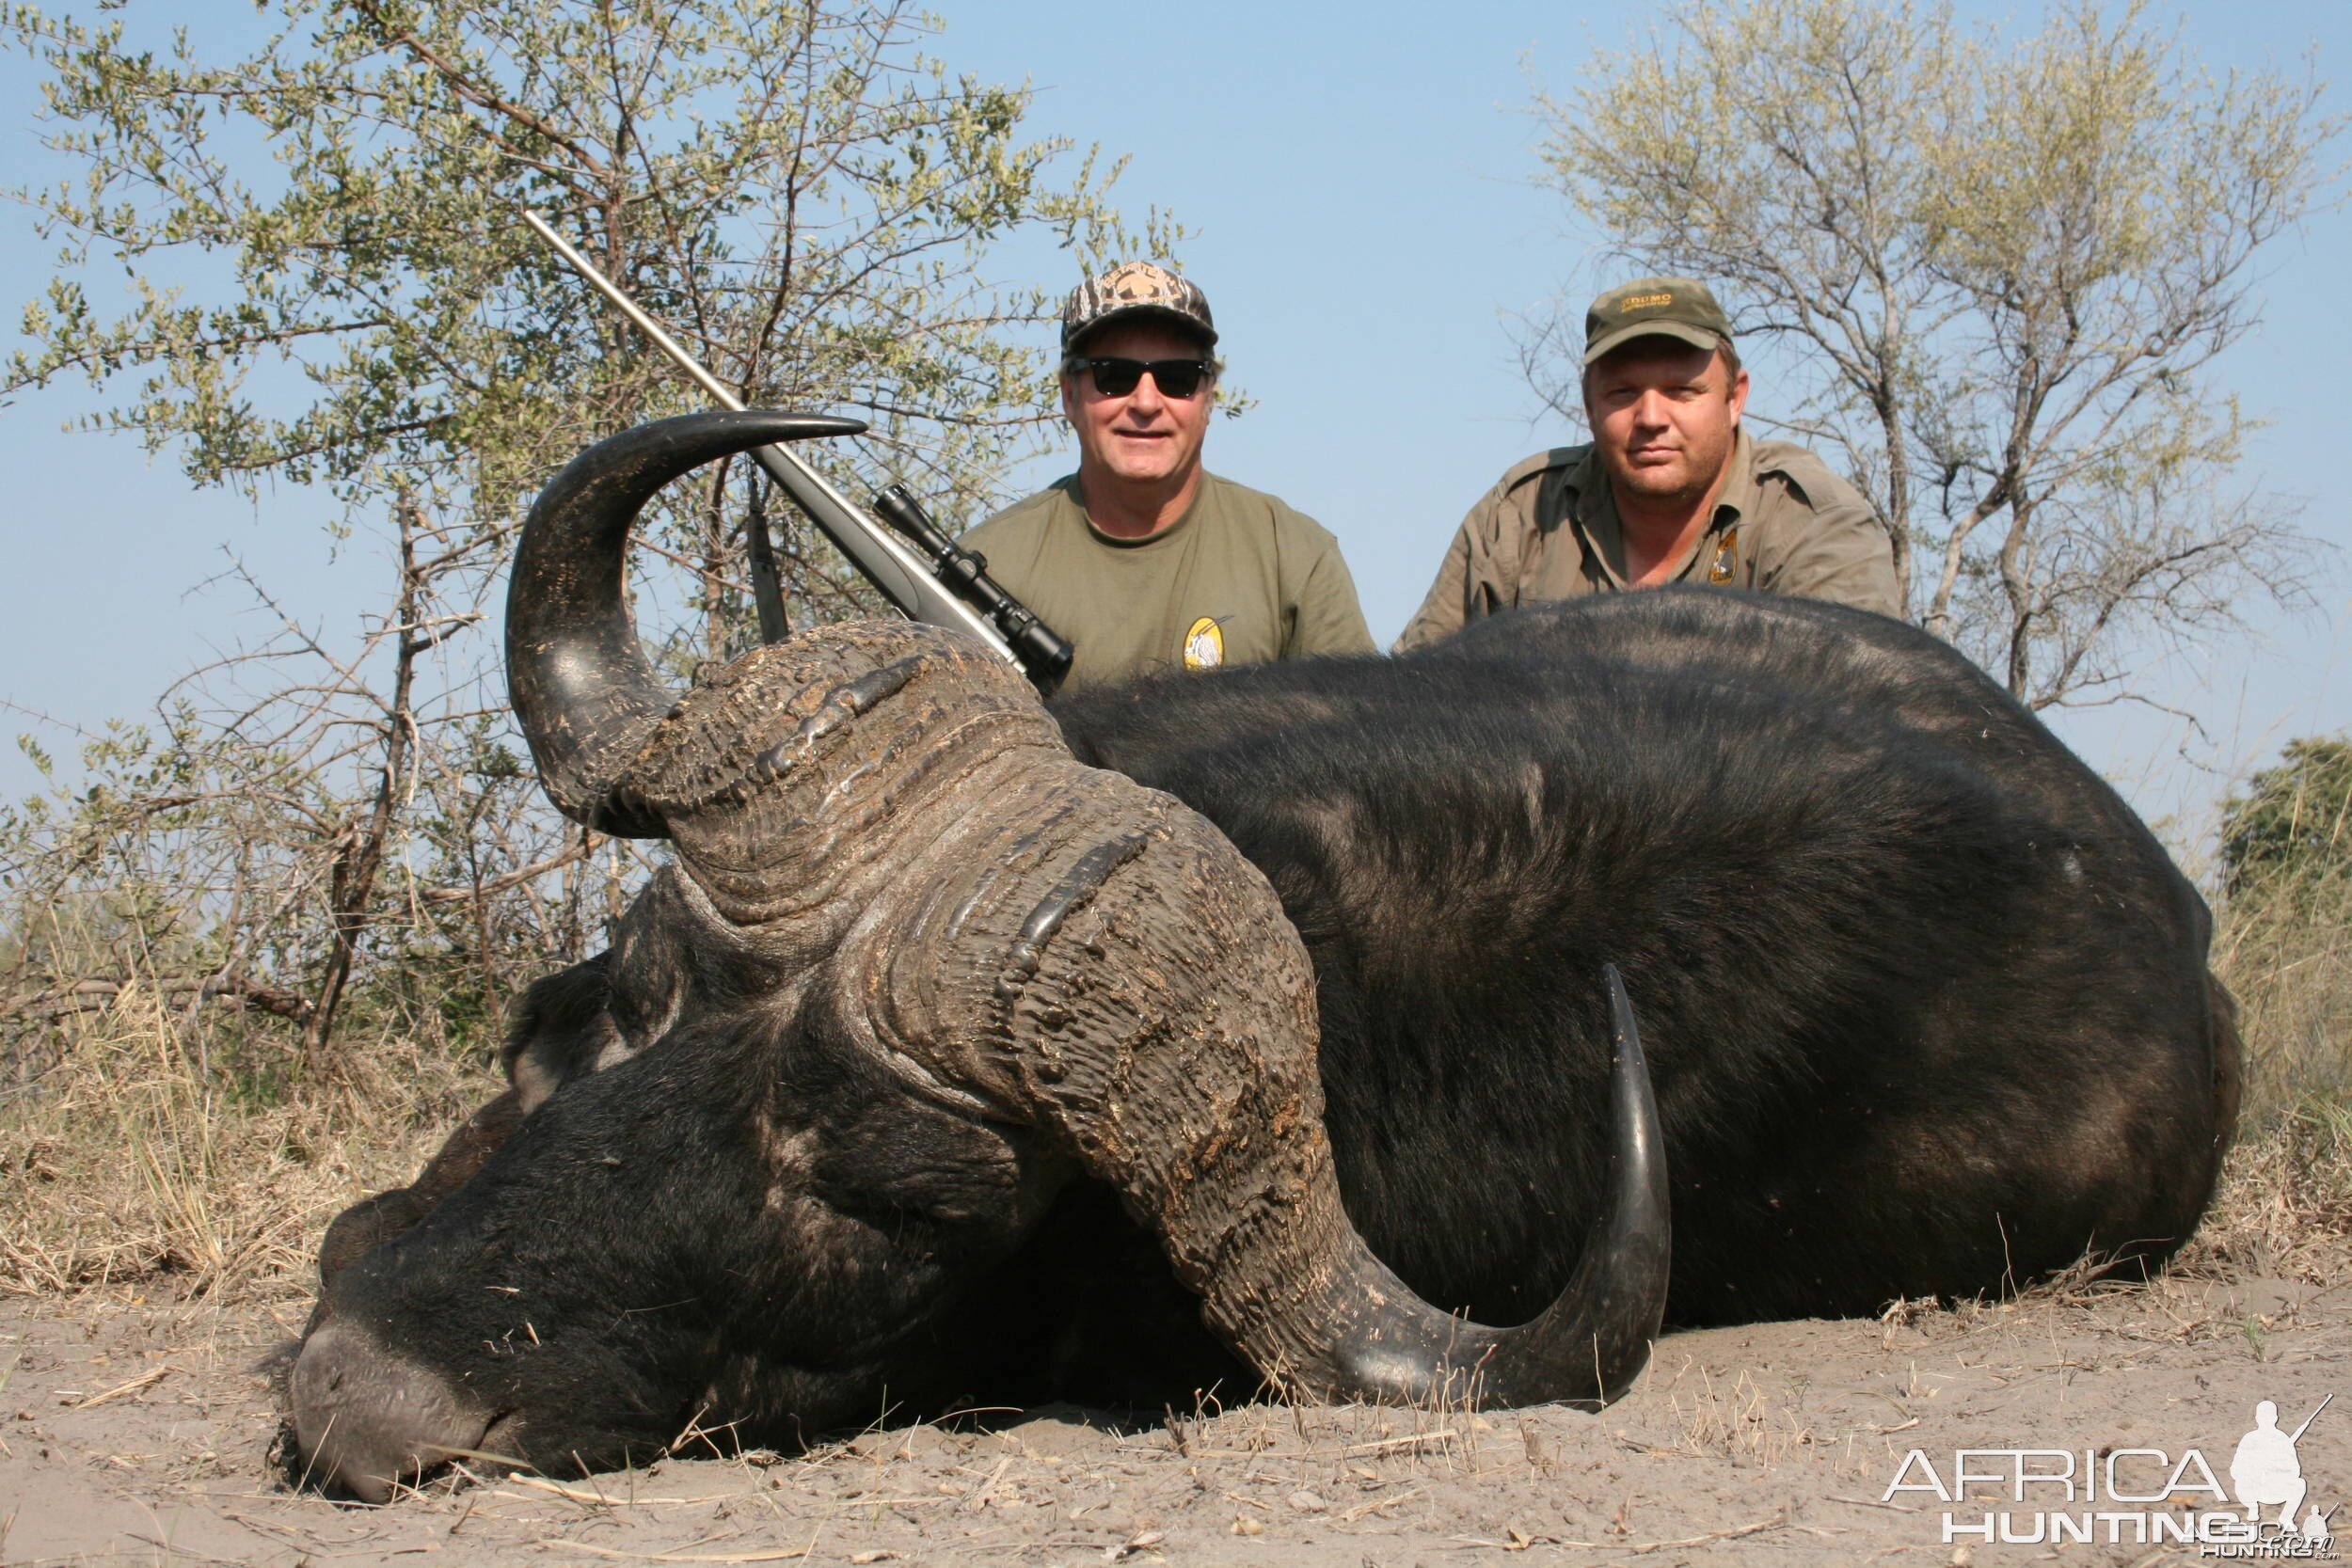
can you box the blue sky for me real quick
[0,0,2344,838]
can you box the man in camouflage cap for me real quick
[1395,277,1898,649]
[960,261,1374,690]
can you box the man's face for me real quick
[1060,321,1216,491]
[1582,339,1750,509]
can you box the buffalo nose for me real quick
[290,1319,489,1503]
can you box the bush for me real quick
[2222,736,2352,901]
[2215,735,2352,1120]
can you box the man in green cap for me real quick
[1395,277,1899,650]
[961,261,1375,691]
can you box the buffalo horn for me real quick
[506,409,866,836]
[1308,965,1669,1406]
[861,676,1677,1409]
[910,742,1676,1409]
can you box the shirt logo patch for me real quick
[1183,616,1226,671]
[1708,526,1740,584]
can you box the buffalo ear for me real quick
[502,954,628,1112]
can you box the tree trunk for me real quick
[301,504,426,1075]
[1876,382,1913,617]
[1998,488,2036,700]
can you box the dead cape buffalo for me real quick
[288,411,2240,1502]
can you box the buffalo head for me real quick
[288,411,1669,1501]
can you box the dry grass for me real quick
[2196,836,2352,1285]
[1652,1362,1815,1466]
[0,983,496,1303]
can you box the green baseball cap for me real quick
[1584,277,1732,365]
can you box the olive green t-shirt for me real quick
[961,471,1376,692]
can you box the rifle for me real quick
[521,211,1073,694]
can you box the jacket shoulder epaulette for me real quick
[1748,439,1860,513]
[1498,444,1591,494]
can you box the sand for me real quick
[3,1256,2344,1566]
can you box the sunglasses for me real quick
[1073,356,1214,399]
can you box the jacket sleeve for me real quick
[1754,462,1903,620]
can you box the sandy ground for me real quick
[2,1262,2346,1567]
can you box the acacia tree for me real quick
[1529,0,2334,710]
[0,0,1154,1071]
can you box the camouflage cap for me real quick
[1060,261,1217,354]
[1584,277,1732,365]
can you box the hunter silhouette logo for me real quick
[2232,1396,2333,1542]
